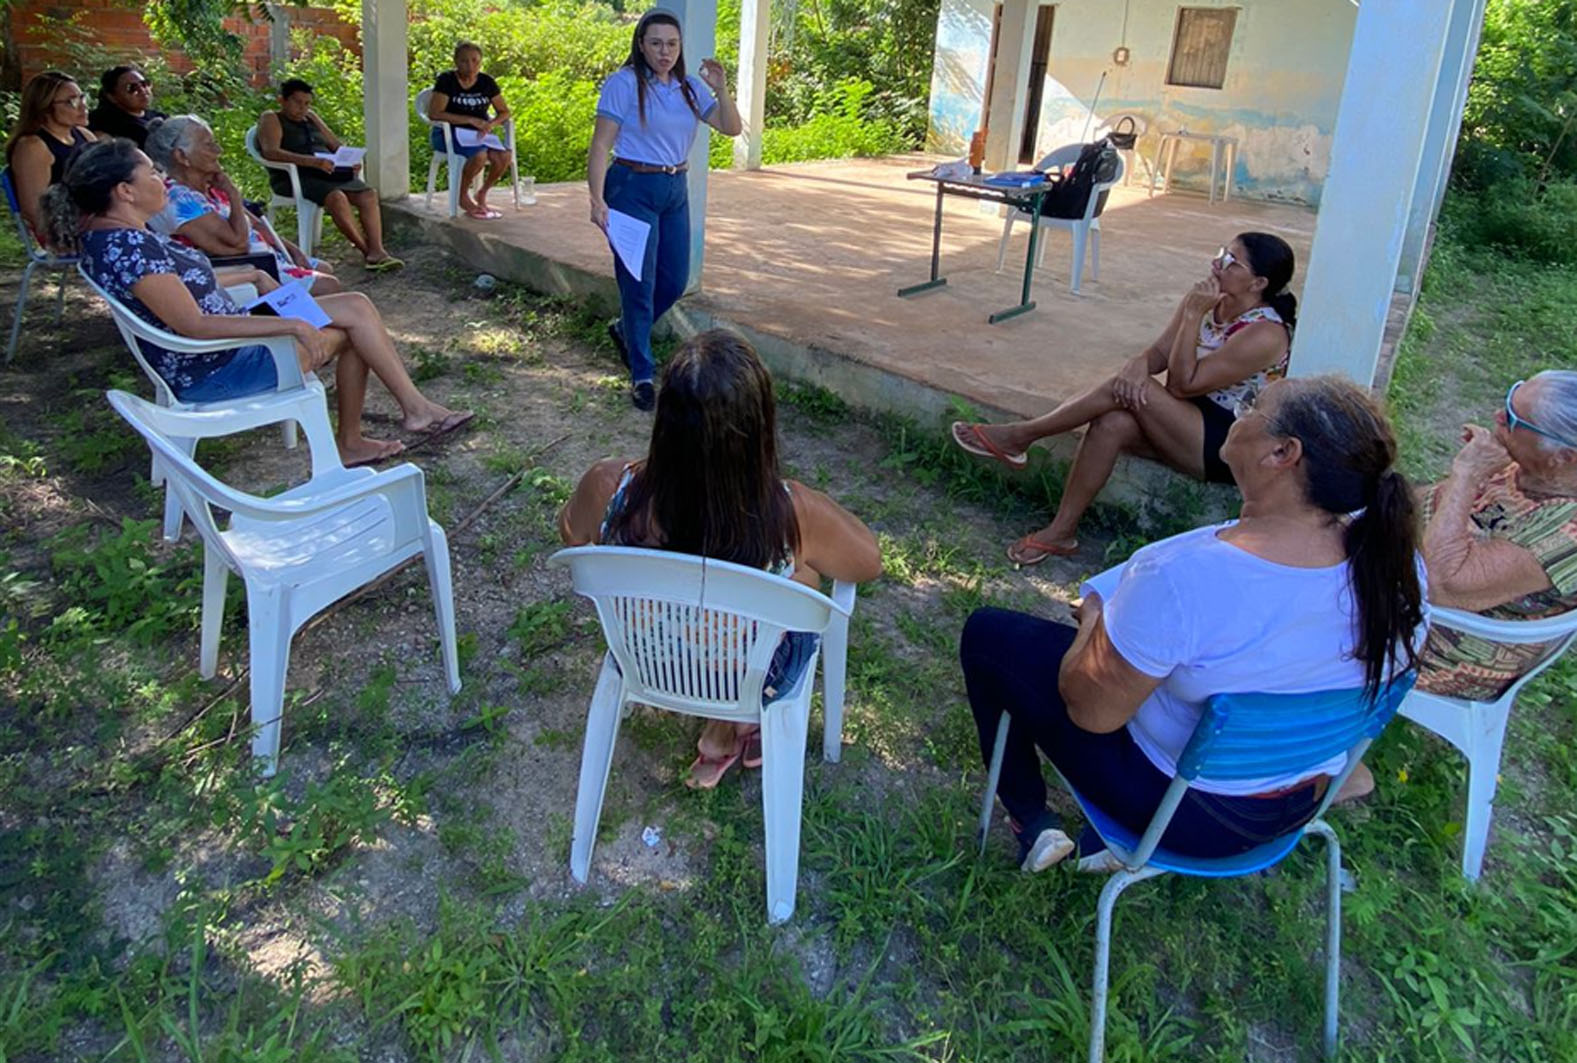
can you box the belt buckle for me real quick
[662,163,678,175]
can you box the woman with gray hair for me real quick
[144,114,339,293]
[1338,370,1577,803]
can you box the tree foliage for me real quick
[1459,0,1577,187]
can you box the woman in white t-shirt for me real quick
[951,232,1297,566]
[961,375,1426,870]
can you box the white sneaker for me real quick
[1021,827,1076,872]
[1075,849,1126,874]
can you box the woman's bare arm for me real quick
[558,458,629,545]
[789,482,882,585]
[1057,595,1164,733]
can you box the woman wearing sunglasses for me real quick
[950,232,1297,566]
[4,71,97,239]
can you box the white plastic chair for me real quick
[1399,604,1577,880]
[994,144,1125,293]
[550,545,856,924]
[106,389,462,777]
[977,676,1415,1062]
[78,264,335,542]
[245,125,324,257]
[2,168,78,363]
[415,88,520,219]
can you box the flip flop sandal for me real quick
[466,208,503,220]
[741,729,763,769]
[341,441,406,469]
[366,256,405,272]
[685,743,743,789]
[951,421,1028,470]
[1006,534,1079,566]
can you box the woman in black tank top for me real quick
[4,72,97,240]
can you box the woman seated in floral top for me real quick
[950,232,1298,566]
[47,139,471,467]
[144,114,340,294]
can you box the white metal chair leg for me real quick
[161,436,199,542]
[425,526,462,695]
[570,659,625,882]
[246,587,292,778]
[448,157,465,218]
[425,157,440,210]
[1089,867,1162,1063]
[1461,701,1509,880]
[199,550,229,679]
[1305,819,1343,1060]
[1089,224,1101,282]
[760,697,814,924]
[977,713,1010,858]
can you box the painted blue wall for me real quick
[927,0,1357,205]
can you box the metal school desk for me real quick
[898,171,1050,324]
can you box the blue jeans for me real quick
[603,165,689,384]
[176,344,279,403]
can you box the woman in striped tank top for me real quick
[951,232,1297,566]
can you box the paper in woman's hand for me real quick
[605,209,651,282]
[454,128,507,151]
[313,146,366,167]
[244,281,331,328]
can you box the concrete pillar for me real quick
[1396,0,1487,293]
[667,0,719,292]
[361,0,410,199]
[981,0,1036,172]
[266,4,291,71]
[1290,0,1456,385]
[732,0,769,170]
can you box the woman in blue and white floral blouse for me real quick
[46,139,470,467]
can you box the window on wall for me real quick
[1166,7,1238,89]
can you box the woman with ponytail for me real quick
[55,139,470,467]
[952,232,1299,566]
[962,375,1425,871]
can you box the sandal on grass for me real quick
[1006,534,1079,567]
[741,729,762,770]
[685,740,744,789]
[951,421,1028,470]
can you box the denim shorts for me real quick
[763,631,820,703]
[176,345,280,403]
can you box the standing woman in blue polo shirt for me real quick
[588,9,742,411]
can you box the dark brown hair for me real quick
[603,330,799,569]
[623,9,701,128]
[5,72,79,166]
[1264,375,1423,699]
[1236,231,1298,329]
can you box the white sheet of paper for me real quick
[244,281,332,329]
[605,209,651,282]
[454,128,507,151]
[1079,563,1124,605]
[313,146,366,167]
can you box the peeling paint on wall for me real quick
[928,0,1356,206]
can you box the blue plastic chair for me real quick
[1,168,78,363]
[977,675,1415,1062]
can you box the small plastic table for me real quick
[1148,131,1238,204]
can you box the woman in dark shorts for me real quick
[256,77,402,270]
[950,232,1297,566]
[426,41,513,219]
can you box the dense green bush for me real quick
[1441,178,1577,266]
[1457,0,1577,188]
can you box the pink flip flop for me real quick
[951,421,1028,470]
[466,207,503,220]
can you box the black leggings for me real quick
[960,607,1321,859]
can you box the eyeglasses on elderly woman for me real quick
[1505,380,1577,448]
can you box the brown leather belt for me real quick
[1247,774,1330,801]
[614,157,689,175]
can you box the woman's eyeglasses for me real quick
[1232,386,1261,419]
[124,79,153,93]
[1504,380,1577,448]
[1213,247,1244,271]
[53,93,87,109]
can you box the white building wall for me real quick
[927,0,1356,205]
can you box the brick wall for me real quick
[8,0,361,89]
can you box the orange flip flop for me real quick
[951,421,1028,470]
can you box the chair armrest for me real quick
[829,580,857,617]
[1429,604,1577,645]
[229,462,431,535]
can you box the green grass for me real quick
[1,219,1574,1062]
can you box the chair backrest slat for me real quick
[553,546,843,713]
[1176,677,1415,783]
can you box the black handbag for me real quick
[1106,115,1138,150]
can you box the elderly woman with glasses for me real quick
[950,232,1298,566]
[4,71,97,239]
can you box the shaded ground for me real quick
[1,224,1574,1063]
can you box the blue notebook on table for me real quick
[983,171,1048,188]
